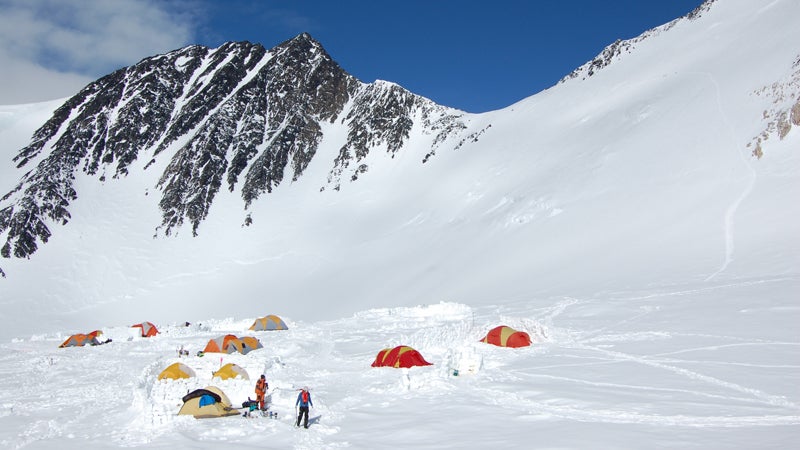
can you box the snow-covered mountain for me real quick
[0,1,798,446]
[0,0,798,337]
[0,33,465,253]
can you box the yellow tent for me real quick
[158,362,196,380]
[177,386,239,418]
[249,315,288,331]
[213,363,249,380]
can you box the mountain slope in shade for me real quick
[0,0,797,347]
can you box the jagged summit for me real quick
[273,32,334,67]
[284,31,319,47]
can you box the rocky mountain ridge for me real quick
[560,0,717,83]
[0,33,468,266]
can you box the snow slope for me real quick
[0,0,799,448]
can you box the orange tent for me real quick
[371,346,433,368]
[132,321,159,337]
[203,334,240,353]
[59,333,100,348]
[480,325,531,348]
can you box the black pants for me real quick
[296,406,309,428]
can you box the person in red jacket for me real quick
[295,387,313,428]
[255,374,268,410]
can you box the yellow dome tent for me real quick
[158,362,196,380]
[213,363,249,380]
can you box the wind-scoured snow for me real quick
[0,0,799,448]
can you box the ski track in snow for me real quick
[701,71,758,282]
[572,343,798,410]
[474,383,799,428]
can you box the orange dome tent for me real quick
[480,325,531,348]
[371,345,433,368]
[132,321,159,337]
[203,334,240,353]
[59,333,101,348]
[249,315,288,331]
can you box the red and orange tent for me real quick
[132,322,159,337]
[480,325,531,348]
[371,345,432,368]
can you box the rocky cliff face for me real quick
[0,33,468,266]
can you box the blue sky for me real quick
[0,0,704,111]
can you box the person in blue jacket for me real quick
[295,386,313,428]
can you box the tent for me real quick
[177,386,239,418]
[224,336,263,355]
[158,362,196,380]
[235,336,263,355]
[203,334,240,353]
[213,363,249,380]
[480,325,531,348]
[132,321,159,337]
[249,315,288,331]
[371,345,433,368]
[59,333,100,348]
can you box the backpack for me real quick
[302,391,309,403]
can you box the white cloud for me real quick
[0,0,196,105]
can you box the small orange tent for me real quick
[480,325,531,348]
[249,315,288,331]
[203,334,240,353]
[59,333,100,348]
[132,322,159,337]
[371,345,433,368]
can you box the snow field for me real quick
[1,277,798,449]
